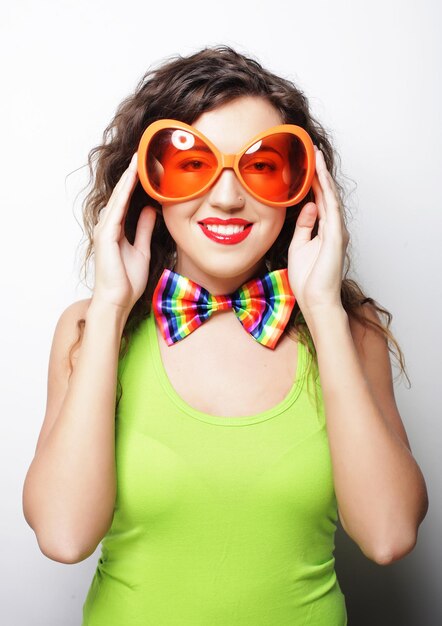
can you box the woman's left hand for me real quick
[287,147,350,319]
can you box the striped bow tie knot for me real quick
[152,268,296,350]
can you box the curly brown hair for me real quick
[69,45,410,404]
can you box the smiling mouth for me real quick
[197,221,254,245]
[198,222,253,235]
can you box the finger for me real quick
[133,206,157,258]
[115,152,140,225]
[100,157,134,216]
[314,151,342,219]
[311,175,328,245]
[109,152,138,208]
[313,151,347,239]
[100,152,139,227]
[289,202,318,251]
[311,174,326,222]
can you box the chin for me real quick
[199,258,266,279]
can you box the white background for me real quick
[2,0,441,624]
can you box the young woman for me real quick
[23,46,428,625]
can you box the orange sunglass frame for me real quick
[137,119,316,208]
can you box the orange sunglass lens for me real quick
[239,133,308,203]
[146,128,218,199]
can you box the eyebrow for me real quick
[165,145,213,158]
[243,146,284,157]
[188,145,284,155]
[166,144,285,157]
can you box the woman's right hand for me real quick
[91,152,157,314]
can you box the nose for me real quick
[206,169,246,211]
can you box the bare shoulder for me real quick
[348,302,385,341]
[53,297,92,349]
[57,297,92,322]
[50,298,94,366]
[348,303,411,450]
[34,298,92,454]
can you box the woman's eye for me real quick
[246,160,277,172]
[180,160,208,171]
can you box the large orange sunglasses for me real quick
[137,119,315,208]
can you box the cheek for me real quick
[161,207,201,252]
[160,206,186,239]
[161,200,200,234]
[266,210,288,248]
[268,208,287,236]
[161,210,176,236]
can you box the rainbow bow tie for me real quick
[152,268,295,350]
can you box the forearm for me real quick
[306,306,428,563]
[23,301,127,562]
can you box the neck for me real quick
[172,257,269,295]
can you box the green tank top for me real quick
[82,312,347,625]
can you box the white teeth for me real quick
[204,224,246,234]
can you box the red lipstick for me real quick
[198,218,253,245]
[199,218,252,225]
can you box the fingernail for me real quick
[126,154,136,171]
